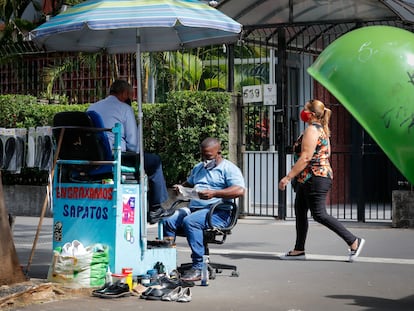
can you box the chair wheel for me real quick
[208,265,216,280]
[230,271,239,277]
[209,270,216,280]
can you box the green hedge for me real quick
[143,91,231,184]
[0,91,231,186]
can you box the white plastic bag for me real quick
[47,242,109,288]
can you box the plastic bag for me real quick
[47,242,109,288]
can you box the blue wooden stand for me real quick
[52,123,176,276]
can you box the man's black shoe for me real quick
[94,282,131,298]
[149,205,164,216]
[180,268,202,282]
[92,282,112,296]
[148,206,176,224]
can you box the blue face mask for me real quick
[203,158,217,170]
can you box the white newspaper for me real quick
[177,185,200,200]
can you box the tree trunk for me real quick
[0,171,27,285]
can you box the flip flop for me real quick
[35,135,43,168]
[15,136,24,170]
[41,135,52,170]
[161,286,183,301]
[176,287,192,303]
[4,137,16,170]
[0,138,3,168]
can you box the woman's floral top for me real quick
[293,123,333,184]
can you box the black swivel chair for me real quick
[172,198,240,279]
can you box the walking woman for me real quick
[278,99,365,262]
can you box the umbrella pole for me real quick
[136,30,147,260]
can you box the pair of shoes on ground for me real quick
[148,205,176,224]
[140,286,171,300]
[161,286,192,302]
[140,286,191,302]
[279,237,366,262]
[92,281,131,298]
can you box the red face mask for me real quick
[300,109,312,122]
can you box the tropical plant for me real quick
[40,53,107,103]
[0,1,39,43]
[163,50,204,91]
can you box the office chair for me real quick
[172,199,240,279]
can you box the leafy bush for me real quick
[142,91,231,184]
[0,95,88,128]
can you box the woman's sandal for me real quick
[279,250,306,260]
[348,238,365,262]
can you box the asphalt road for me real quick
[11,216,414,311]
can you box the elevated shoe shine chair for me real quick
[172,199,240,279]
[53,111,113,182]
[53,111,138,183]
[51,111,177,275]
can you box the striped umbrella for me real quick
[29,0,241,254]
[29,0,242,53]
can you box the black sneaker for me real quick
[148,206,176,224]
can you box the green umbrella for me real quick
[308,25,414,184]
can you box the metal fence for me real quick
[239,99,406,222]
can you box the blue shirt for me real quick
[187,159,245,209]
[87,95,139,153]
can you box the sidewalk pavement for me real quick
[11,216,414,311]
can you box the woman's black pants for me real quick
[294,176,357,251]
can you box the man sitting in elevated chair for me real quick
[87,79,174,224]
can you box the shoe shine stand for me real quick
[52,123,176,276]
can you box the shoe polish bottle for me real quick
[106,266,113,285]
[201,255,209,286]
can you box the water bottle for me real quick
[201,255,209,286]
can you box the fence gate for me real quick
[237,36,405,223]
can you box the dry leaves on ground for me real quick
[0,280,92,310]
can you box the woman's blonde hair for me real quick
[307,99,331,137]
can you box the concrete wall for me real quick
[392,190,414,228]
[3,185,53,217]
